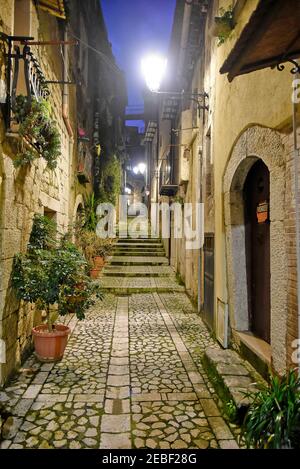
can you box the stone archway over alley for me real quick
[0,238,240,450]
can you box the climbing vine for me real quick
[13,95,61,169]
[98,155,121,205]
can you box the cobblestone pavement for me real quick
[0,240,240,449]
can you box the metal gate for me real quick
[203,234,214,329]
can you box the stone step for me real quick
[109,256,169,266]
[102,266,175,277]
[117,238,161,244]
[117,242,163,248]
[114,243,164,251]
[112,251,165,257]
[102,270,171,277]
[100,276,184,294]
[202,347,266,423]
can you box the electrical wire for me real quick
[68,30,123,76]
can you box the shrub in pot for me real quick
[12,215,102,362]
[76,229,114,276]
[241,369,300,449]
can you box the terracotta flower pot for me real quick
[93,255,105,270]
[32,324,70,362]
[90,268,100,279]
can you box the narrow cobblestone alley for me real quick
[0,238,239,449]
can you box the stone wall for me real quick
[0,1,91,385]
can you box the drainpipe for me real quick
[197,144,203,314]
[62,27,73,139]
[292,73,300,377]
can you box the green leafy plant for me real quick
[98,155,121,205]
[226,400,237,422]
[76,228,114,265]
[214,6,235,46]
[12,215,102,332]
[13,95,61,169]
[241,369,300,449]
[28,213,56,250]
[83,193,98,232]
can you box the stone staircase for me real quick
[100,238,185,294]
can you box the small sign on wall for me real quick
[256,201,269,223]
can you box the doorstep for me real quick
[202,347,266,423]
[232,330,271,380]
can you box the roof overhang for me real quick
[220,0,300,81]
[37,0,66,19]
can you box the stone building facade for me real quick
[145,0,299,377]
[0,0,126,384]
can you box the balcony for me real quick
[159,167,178,197]
[0,34,50,130]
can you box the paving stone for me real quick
[73,394,104,402]
[13,398,34,416]
[132,393,161,402]
[200,399,221,417]
[106,386,130,399]
[2,417,23,439]
[108,365,129,375]
[53,439,67,448]
[22,385,42,399]
[100,433,131,449]
[107,375,130,387]
[101,414,131,433]
[208,417,234,440]
[219,440,240,449]
[32,372,49,385]
[171,440,188,449]
[166,392,197,401]
[194,439,210,449]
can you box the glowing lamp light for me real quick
[138,163,146,175]
[133,166,139,175]
[141,54,167,92]
[125,187,132,195]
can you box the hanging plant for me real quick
[214,6,235,46]
[13,95,61,170]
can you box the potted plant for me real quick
[241,369,300,449]
[13,95,61,169]
[76,229,114,278]
[213,6,235,46]
[12,215,102,361]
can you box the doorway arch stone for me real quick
[223,125,287,374]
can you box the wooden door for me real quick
[244,160,271,343]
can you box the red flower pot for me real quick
[93,256,105,270]
[90,268,100,279]
[32,324,70,362]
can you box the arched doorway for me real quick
[244,160,270,343]
[223,125,287,374]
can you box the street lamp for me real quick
[132,163,146,176]
[141,54,167,92]
[138,163,146,175]
[142,53,209,308]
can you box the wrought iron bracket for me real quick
[0,33,50,129]
[276,59,300,75]
[155,89,209,119]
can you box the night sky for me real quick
[101,0,176,129]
